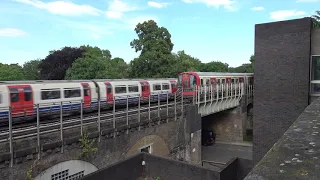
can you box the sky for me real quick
[0,0,319,67]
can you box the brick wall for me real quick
[253,17,312,165]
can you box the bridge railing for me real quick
[0,90,190,167]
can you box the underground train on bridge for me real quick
[0,72,253,121]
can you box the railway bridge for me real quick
[0,81,253,180]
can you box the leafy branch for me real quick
[79,128,98,160]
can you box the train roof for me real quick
[0,80,92,85]
[181,72,254,76]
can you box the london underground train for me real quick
[0,78,178,122]
[177,72,254,96]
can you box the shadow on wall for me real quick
[80,152,253,180]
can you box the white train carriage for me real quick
[147,79,173,102]
[92,79,142,107]
[0,80,97,122]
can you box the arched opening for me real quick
[34,160,98,180]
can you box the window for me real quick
[64,88,81,98]
[153,84,161,91]
[115,86,126,94]
[141,84,145,91]
[217,79,221,84]
[0,92,2,104]
[200,79,203,85]
[41,89,61,100]
[106,84,112,94]
[24,87,32,101]
[140,145,152,153]
[10,88,19,103]
[171,83,176,89]
[83,85,90,96]
[162,83,169,90]
[51,169,69,180]
[231,79,235,83]
[206,79,210,85]
[128,85,139,93]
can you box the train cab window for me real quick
[83,85,90,96]
[106,84,112,94]
[141,84,145,91]
[10,88,19,103]
[200,79,203,86]
[128,85,139,93]
[162,83,170,90]
[153,84,161,91]
[64,88,81,98]
[171,83,176,89]
[23,87,32,101]
[115,86,126,94]
[41,89,61,100]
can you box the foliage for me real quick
[39,46,85,80]
[26,159,39,180]
[0,63,24,81]
[200,61,229,72]
[156,177,160,180]
[23,59,41,80]
[312,10,320,28]
[79,128,98,160]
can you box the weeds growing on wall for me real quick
[79,128,98,160]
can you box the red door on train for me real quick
[140,81,150,100]
[105,82,113,103]
[170,80,177,93]
[8,85,34,117]
[81,83,91,108]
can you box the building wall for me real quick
[202,107,247,142]
[253,17,312,165]
[311,28,320,55]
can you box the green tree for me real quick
[200,61,229,72]
[23,59,41,80]
[108,57,128,78]
[0,63,24,81]
[65,56,110,79]
[129,20,175,78]
[312,10,320,28]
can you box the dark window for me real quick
[10,88,19,103]
[106,84,112,94]
[64,88,81,98]
[141,84,145,91]
[41,89,61,100]
[115,86,126,94]
[140,146,151,153]
[231,79,235,83]
[162,83,169,90]
[128,85,139,92]
[206,79,210,85]
[171,83,176,89]
[23,87,32,101]
[153,84,161,90]
[83,85,90,96]
[200,79,203,85]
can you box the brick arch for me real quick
[126,134,170,157]
[33,159,98,180]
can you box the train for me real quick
[0,72,254,122]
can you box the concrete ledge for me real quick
[216,141,253,147]
[245,97,320,179]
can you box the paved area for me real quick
[202,142,253,165]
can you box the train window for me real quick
[106,84,112,94]
[206,79,210,85]
[10,88,19,103]
[145,84,149,91]
[162,83,170,90]
[153,84,161,91]
[41,89,61,100]
[200,79,203,85]
[128,85,139,93]
[231,79,235,83]
[141,84,145,91]
[115,86,127,94]
[0,92,2,104]
[64,88,81,98]
[217,79,221,84]
[171,83,176,89]
[23,87,32,101]
[222,79,225,84]
[235,79,239,83]
[83,85,90,96]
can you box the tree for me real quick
[23,59,41,80]
[129,20,176,78]
[0,63,24,81]
[108,57,128,78]
[130,20,174,55]
[65,56,110,80]
[312,10,320,28]
[200,61,229,72]
[39,46,85,80]
[80,45,112,60]
[169,50,202,76]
